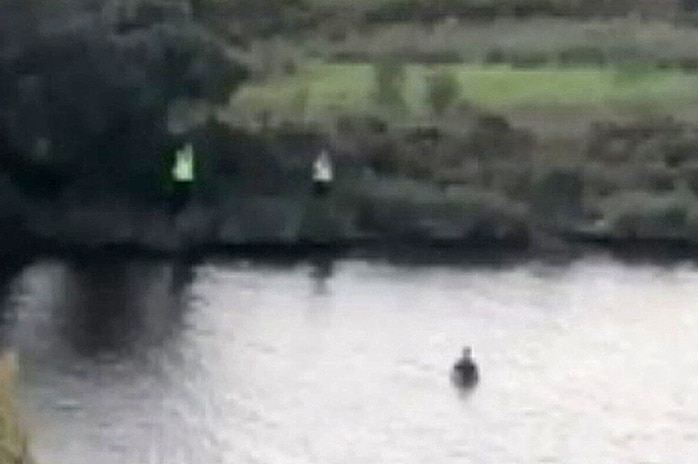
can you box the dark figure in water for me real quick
[451,346,479,389]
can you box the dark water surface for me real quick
[2,251,698,464]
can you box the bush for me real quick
[584,163,623,198]
[425,69,460,117]
[635,164,676,192]
[329,51,372,63]
[326,26,348,43]
[484,48,507,65]
[509,51,549,69]
[489,162,532,199]
[348,175,528,244]
[364,138,402,175]
[390,49,462,64]
[363,0,419,23]
[633,138,667,163]
[558,46,605,67]
[665,138,698,168]
[656,59,675,70]
[373,59,406,107]
[601,191,690,238]
[530,168,584,227]
[681,162,698,196]
[282,59,298,75]
[335,113,389,135]
[685,201,698,243]
[403,149,434,180]
[678,57,698,73]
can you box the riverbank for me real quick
[2,199,698,261]
[6,2,698,258]
[5,114,698,256]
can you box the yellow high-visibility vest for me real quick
[172,143,195,182]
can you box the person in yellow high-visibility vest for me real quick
[169,142,196,215]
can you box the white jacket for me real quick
[312,150,334,183]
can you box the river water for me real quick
[1,250,698,464]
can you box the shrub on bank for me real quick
[509,51,549,69]
[635,164,676,193]
[558,46,605,67]
[425,69,461,117]
[347,175,529,243]
[601,190,691,239]
[329,51,373,63]
[363,137,403,175]
[530,168,584,228]
[357,0,642,23]
[484,48,507,65]
[291,85,311,121]
[584,163,626,199]
[389,49,463,65]
[656,59,675,70]
[335,113,389,135]
[684,202,698,243]
[679,57,698,73]
[664,137,698,168]
[682,162,698,196]
[488,162,532,199]
[482,48,550,69]
[373,59,407,107]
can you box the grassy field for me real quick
[230,62,698,121]
[291,16,698,65]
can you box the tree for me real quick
[0,0,249,200]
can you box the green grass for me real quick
[230,62,698,119]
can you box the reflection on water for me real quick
[53,256,196,361]
[309,254,334,295]
[0,256,33,349]
[0,254,198,372]
[1,251,698,464]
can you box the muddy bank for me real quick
[5,182,530,254]
[0,352,34,464]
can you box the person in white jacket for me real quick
[312,149,334,196]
